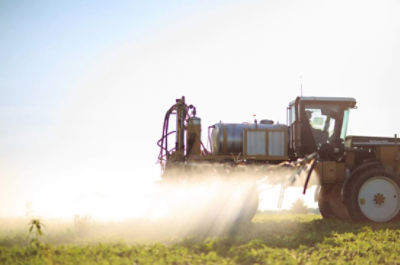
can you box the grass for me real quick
[1,213,400,264]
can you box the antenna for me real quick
[299,74,303,97]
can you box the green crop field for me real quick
[1,213,400,265]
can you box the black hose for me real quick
[302,159,317,194]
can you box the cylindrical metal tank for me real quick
[210,122,287,155]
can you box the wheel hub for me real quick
[373,193,385,205]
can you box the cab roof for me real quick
[289,96,357,108]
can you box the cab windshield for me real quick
[304,104,341,147]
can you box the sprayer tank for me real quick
[211,123,289,159]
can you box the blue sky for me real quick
[0,0,229,107]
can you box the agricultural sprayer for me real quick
[157,96,400,223]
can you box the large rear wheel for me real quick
[318,183,350,221]
[344,168,400,222]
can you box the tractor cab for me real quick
[288,97,357,160]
